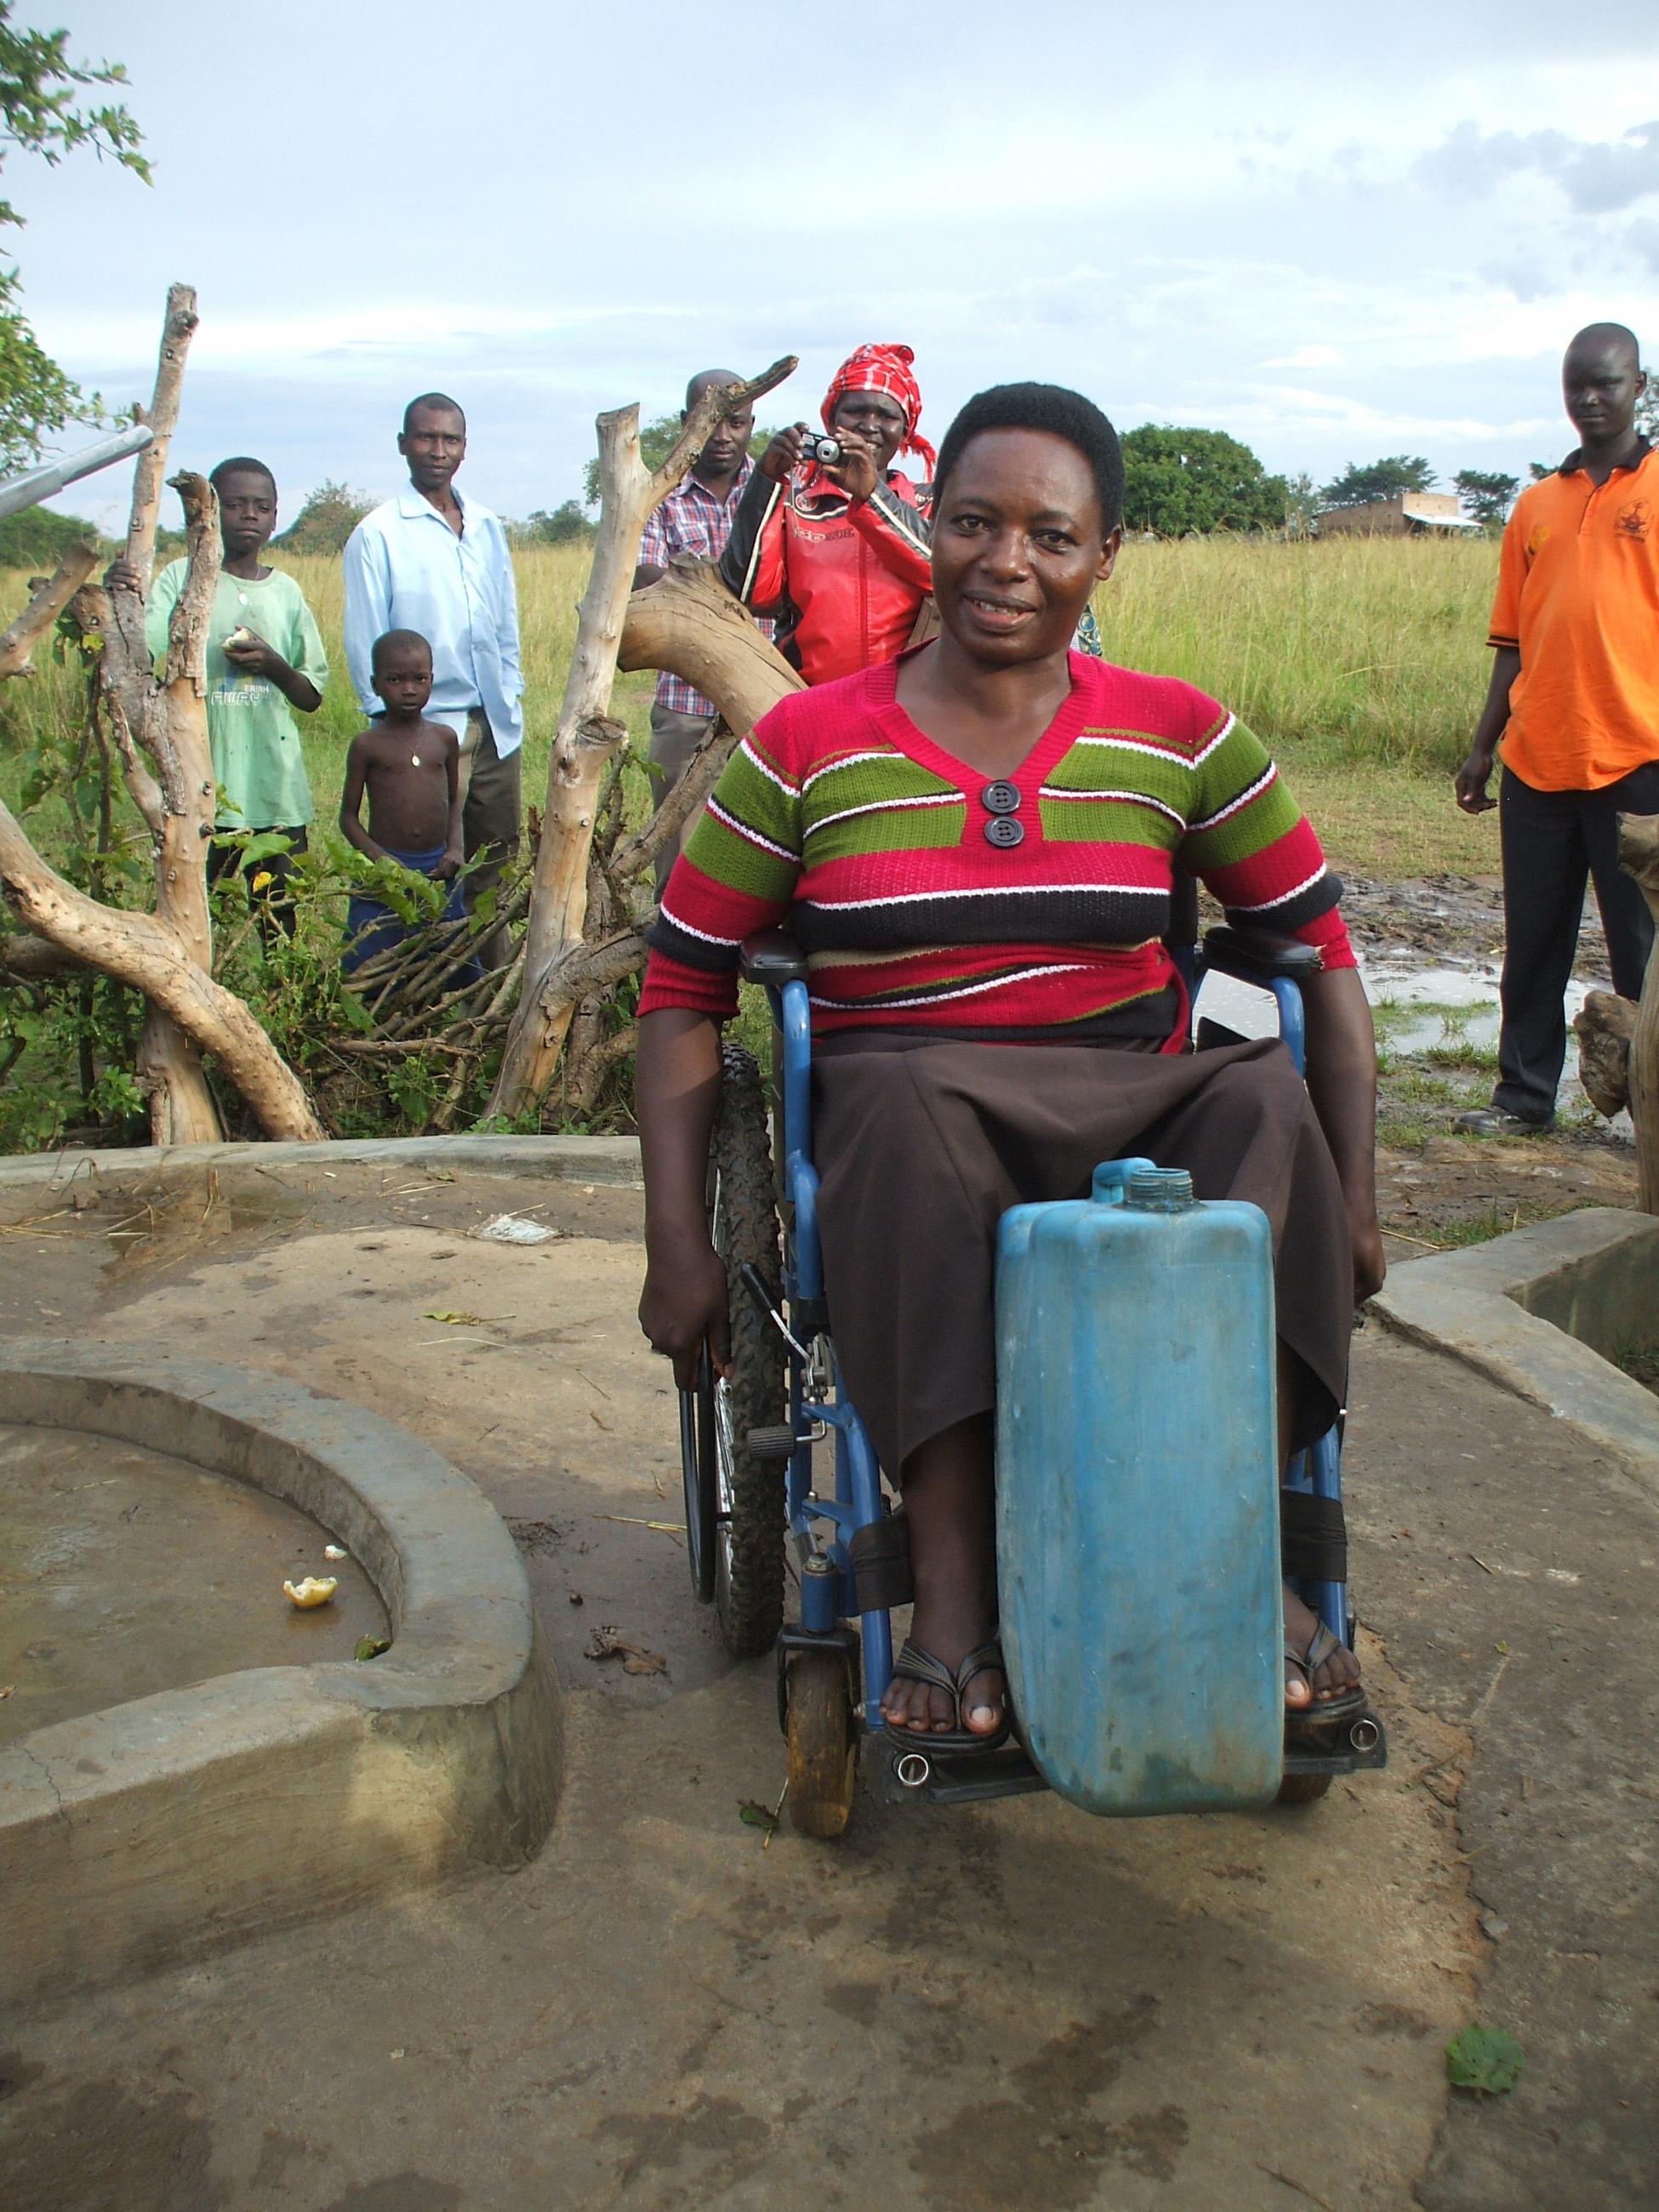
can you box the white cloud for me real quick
[1260,345,1343,369]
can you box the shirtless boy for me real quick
[339,630,468,973]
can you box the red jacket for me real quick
[720,468,932,686]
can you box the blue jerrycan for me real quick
[995,1159,1284,1815]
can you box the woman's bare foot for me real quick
[1283,1582,1362,1709]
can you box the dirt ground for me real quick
[0,1149,1654,2209]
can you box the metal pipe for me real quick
[0,424,155,522]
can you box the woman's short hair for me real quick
[933,384,1124,534]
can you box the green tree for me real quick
[582,418,782,509]
[1318,455,1437,507]
[272,479,373,556]
[1118,425,1287,536]
[0,8,149,475]
[1452,469,1519,527]
[522,500,593,546]
[0,498,99,566]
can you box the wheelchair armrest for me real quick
[1201,925,1324,986]
[739,930,810,988]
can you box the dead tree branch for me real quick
[1573,988,1636,1119]
[487,356,796,1121]
[123,282,197,597]
[0,544,98,679]
[0,797,322,1139]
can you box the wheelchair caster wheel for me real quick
[1276,1771,1332,1805]
[784,1650,857,1840]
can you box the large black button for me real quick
[984,816,1024,849]
[982,780,1021,815]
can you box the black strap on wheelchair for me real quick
[1280,1491,1348,1582]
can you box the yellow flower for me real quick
[250,869,274,892]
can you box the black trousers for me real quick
[1495,761,1659,1121]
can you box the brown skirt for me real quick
[812,1034,1353,1477]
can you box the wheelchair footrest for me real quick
[875,1731,1050,1807]
[1283,1705,1388,1776]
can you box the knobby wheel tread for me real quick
[710,1044,786,1657]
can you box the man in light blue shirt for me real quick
[343,393,524,961]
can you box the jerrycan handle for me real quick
[1091,1157,1159,1206]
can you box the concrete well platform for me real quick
[0,1338,562,2008]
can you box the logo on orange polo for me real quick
[1616,499,1650,541]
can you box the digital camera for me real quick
[798,431,842,465]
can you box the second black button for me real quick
[984,816,1024,849]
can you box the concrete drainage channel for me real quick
[0,1335,562,2010]
[1373,1206,1659,1492]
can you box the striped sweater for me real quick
[641,651,1355,1041]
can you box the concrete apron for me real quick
[0,1148,1493,2211]
[1372,1208,1659,1498]
[0,1339,562,2008]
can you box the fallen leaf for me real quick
[1445,2023,1525,2095]
[0,1685,14,1700]
[584,1628,668,1677]
[355,1634,391,1662]
[738,1798,779,1837]
[423,1309,486,1326]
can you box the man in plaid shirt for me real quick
[635,368,777,887]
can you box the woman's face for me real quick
[932,429,1120,666]
[830,388,909,474]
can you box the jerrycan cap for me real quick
[1124,1166,1196,1211]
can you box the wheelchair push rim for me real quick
[678,1351,717,1606]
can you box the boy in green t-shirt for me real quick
[123,456,329,936]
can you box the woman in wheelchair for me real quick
[636,382,1385,1749]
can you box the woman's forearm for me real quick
[1300,964,1378,1217]
[636,1006,725,1252]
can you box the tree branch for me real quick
[0,542,98,679]
[0,795,322,1140]
[123,282,197,595]
[649,356,797,502]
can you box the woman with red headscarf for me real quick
[720,342,936,687]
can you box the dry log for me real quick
[1572,989,1637,1118]
[487,356,796,1120]
[0,797,322,1140]
[1617,812,1659,1213]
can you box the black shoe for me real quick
[1451,1106,1555,1137]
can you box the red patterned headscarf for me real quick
[820,343,936,473]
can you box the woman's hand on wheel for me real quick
[639,1236,732,1391]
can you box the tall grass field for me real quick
[0,531,1502,886]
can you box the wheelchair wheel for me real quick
[709,1045,787,1658]
[1276,1773,1332,1805]
[784,1650,858,1840]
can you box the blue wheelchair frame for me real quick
[747,926,1377,1804]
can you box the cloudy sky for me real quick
[20,1,1659,529]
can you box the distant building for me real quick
[1315,491,1481,538]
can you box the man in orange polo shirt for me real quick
[1454,322,1659,1133]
